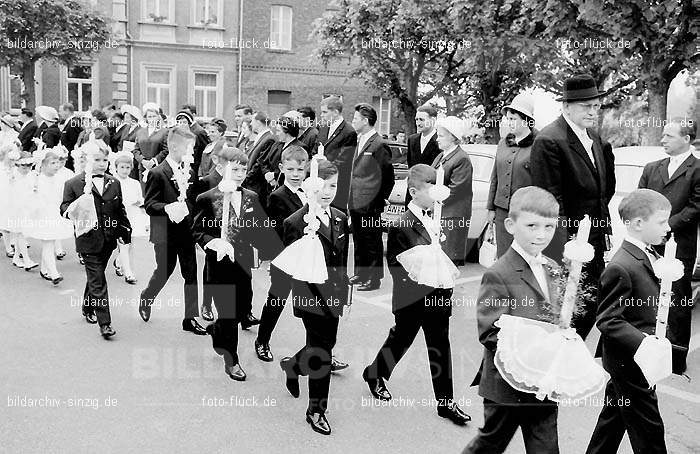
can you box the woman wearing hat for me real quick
[133,103,169,181]
[118,105,143,152]
[486,93,538,257]
[32,106,61,151]
[432,116,473,266]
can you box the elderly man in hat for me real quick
[531,74,616,339]
[32,106,61,151]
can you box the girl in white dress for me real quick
[111,151,146,284]
[0,143,19,256]
[54,146,74,260]
[8,151,38,270]
[23,148,74,284]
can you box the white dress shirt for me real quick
[284,181,307,205]
[667,150,691,179]
[229,190,242,217]
[91,174,105,195]
[327,117,343,139]
[511,240,550,302]
[165,156,181,174]
[563,114,596,168]
[357,129,377,156]
[318,208,331,226]
[407,201,437,237]
[420,129,436,153]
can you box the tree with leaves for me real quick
[0,0,110,109]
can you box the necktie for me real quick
[645,245,661,261]
[319,210,330,226]
[422,209,432,217]
[91,174,104,179]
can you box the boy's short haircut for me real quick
[253,111,270,125]
[297,106,316,122]
[281,145,308,165]
[321,96,343,113]
[317,159,338,180]
[167,127,196,149]
[208,118,227,135]
[618,189,671,222]
[114,154,133,167]
[508,186,559,220]
[407,164,436,190]
[218,146,248,166]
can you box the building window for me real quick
[144,0,172,23]
[191,69,222,118]
[193,0,221,26]
[67,65,93,112]
[144,66,174,115]
[270,5,292,50]
[372,96,391,136]
[268,90,291,119]
[8,65,24,110]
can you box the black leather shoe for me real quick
[83,312,98,324]
[240,312,260,330]
[52,275,64,285]
[138,300,151,322]
[182,318,207,335]
[330,357,349,372]
[124,276,137,285]
[437,401,471,426]
[280,357,300,398]
[255,339,273,362]
[100,324,116,339]
[201,305,214,322]
[40,270,52,281]
[349,275,365,285]
[306,411,331,435]
[225,363,247,381]
[113,259,123,277]
[358,279,380,291]
[362,367,392,401]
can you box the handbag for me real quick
[479,221,497,267]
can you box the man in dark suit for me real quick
[405,105,441,206]
[296,106,319,154]
[531,74,616,339]
[59,103,83,170]
[260,115,304,191]
[234,105,254,148]
[179,105,211,176]
[108,112,127,154]
[279,161,351,436]
[242,111,276,204]
[348,103,394,291]
[364,165,470,426]
[60,144,131,339]
[139,128,206,335]
[586,189,671,454]
[638,118,699,374]
[317,96,358,211]
[32,106,61,151]
[17,108,37,152]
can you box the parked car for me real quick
[380,144,498,259]
[607,146,700,280]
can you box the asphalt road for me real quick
[1,236,699,453]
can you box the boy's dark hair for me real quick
[218,146,248,165]
[235,105,254,115]
[417,105,438,118]
[354,103,377,127]
[317,159,338,180]
[253,111,270,126]
[321,96,343,113]
[407,164,436,190]
[297,106,316,122]
[91,109,107,123]
[618,189,671,222]
[208,118,227,135]
[281,145,308,165]
[508,186,559,220]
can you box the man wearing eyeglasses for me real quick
[531,74,616,339]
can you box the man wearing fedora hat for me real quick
[531,74,616,339]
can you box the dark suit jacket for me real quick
[262,138,305,186]
[120,124,141,150]
[143,160,195,244]
[133,127,169,171]
[472,247,561,404]
[487,132,536,211]
[243,130,276,199]
[317,120,357,209]
[283,205,350,318]
[349,132,394,213]
[431,146,473,219]
[297,126,318,154]
[531,116,615,257]
[638,154,700,259]
[109,124,129,153]
[387,210,454,314]
[187,168,223,205]
[60,117,82,151]
[32,123,61,151]
[405,132,441,206]
[595,241,660,382]
[17,119,37,151]
[60,173,131,254]
[190,122,210,176]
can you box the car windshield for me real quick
[615,164,644,195]
[468,154,495,182]
[388,144,407,167]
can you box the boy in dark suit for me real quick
[586,189,672,454]
[638,118,699,374]
[192,148,269,381]
[278,160,351,436]
[61,143,131,339]
[363,164,471,426]
[139,128,206,335]
[463,186,562,454]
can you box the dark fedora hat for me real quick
[557,74,608,102]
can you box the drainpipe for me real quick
[237,0,243,106]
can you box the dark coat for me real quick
[297,126,319,154]
[60,117,83,151]
[472,247,561,404]
[531,115,615,257]
[190,122,210,176]
[595,241,660,382]
[262,138,305,186]
[431,146,473,219]
[242,130,276,199]
[109,124,129,153]
[17,119,37,152]
[283,205,350,318]
[120,124,141,149]
[487,131,536,211]
[317,120,357,210]
[32,123,61,151]
[267,184,304,252]
[349,132,395,213]
[188,168,223,205]
[638,154,700,259]
[60,173,131,254]
[143,160,195,244]
[406,131,441,167]
[133,127,169,170]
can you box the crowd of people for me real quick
[0,73,697,451]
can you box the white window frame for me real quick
[270,5,293,50]
[141,63,176,116]
[188,66,223,120]
[377,97,391,136]
[1,66,25,111]
[192,0,223,26]
[143,0,174,23]
[63,63,97,113]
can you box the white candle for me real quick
[577,215,591,244]
[224,161,232,181]
[310,156,319,180]
[664,235,677,259]
[317,143,325,158]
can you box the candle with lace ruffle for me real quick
[653,235,684,338]
[559,215,595,328]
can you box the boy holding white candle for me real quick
[586,188,672,454]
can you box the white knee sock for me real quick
[118,242,134,277]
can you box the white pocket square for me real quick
[363,152,372,155]
[245,207,253,212]
[338,233,345,239]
